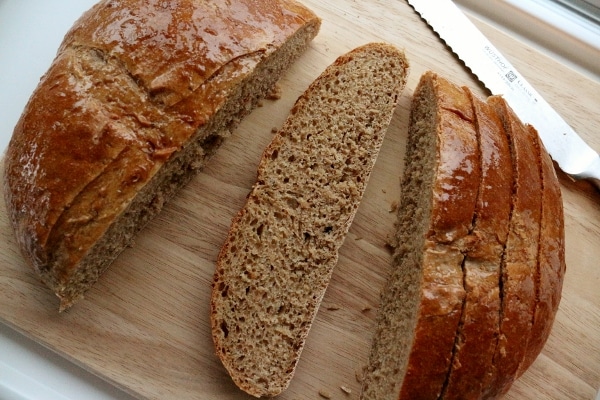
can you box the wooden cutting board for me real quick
[1,1,599,399]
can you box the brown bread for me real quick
[211,43,409,397]
[361,71,481,400]
[441,89,513,399]
[487,96,543,396]
[361,73,565,400]
[3,0,321,311]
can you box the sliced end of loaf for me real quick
[361,75,564,400]
[360,72,438,399]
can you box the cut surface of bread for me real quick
[210,43,409,397]
[360,71,481,400]
[3,0,321,311]
[440,89,513,399]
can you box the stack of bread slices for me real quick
[360,71,565,400]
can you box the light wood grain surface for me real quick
[1,1,599,399]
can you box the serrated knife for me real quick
[407,0,600,188]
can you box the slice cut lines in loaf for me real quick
[440,89,513,399]
[210,43,409,397]
[360,72,565,400]
[517,128,566,376]
[486,96,543,396]
[361,71,481,400]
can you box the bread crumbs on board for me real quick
[355,368,364,383]
[266,83,282,100]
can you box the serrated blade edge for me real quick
[407,0,599,179]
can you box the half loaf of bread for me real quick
[3,0,321,311]
[210,43,409,397]
[360,71,565,399]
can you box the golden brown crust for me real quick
[516,126,566,376]
[3,0,320,309]
[487,96,543,396]
[397,72,481,400]
[361,75,564,400]
[60,0,319,109]
[441,89,513,399]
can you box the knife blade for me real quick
[407,0,600,187]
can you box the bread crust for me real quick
[441,89,513,399]
[3,0,320,310]
[398,73,481,400]
[516,127,566,376]
[487,96,543,396]
[211,43,409,397]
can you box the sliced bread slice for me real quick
[210,43,409,397]
[516,126,566,375]
[440,89,513,399]
[360,71,481,400]
[487,96,543,396]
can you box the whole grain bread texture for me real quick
[211,43,409,398]
[360,72,565,400]
[3,0,321,311]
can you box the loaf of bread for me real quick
[360,71,565,399]
[3,0,320,311]
[211,43,409,397]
